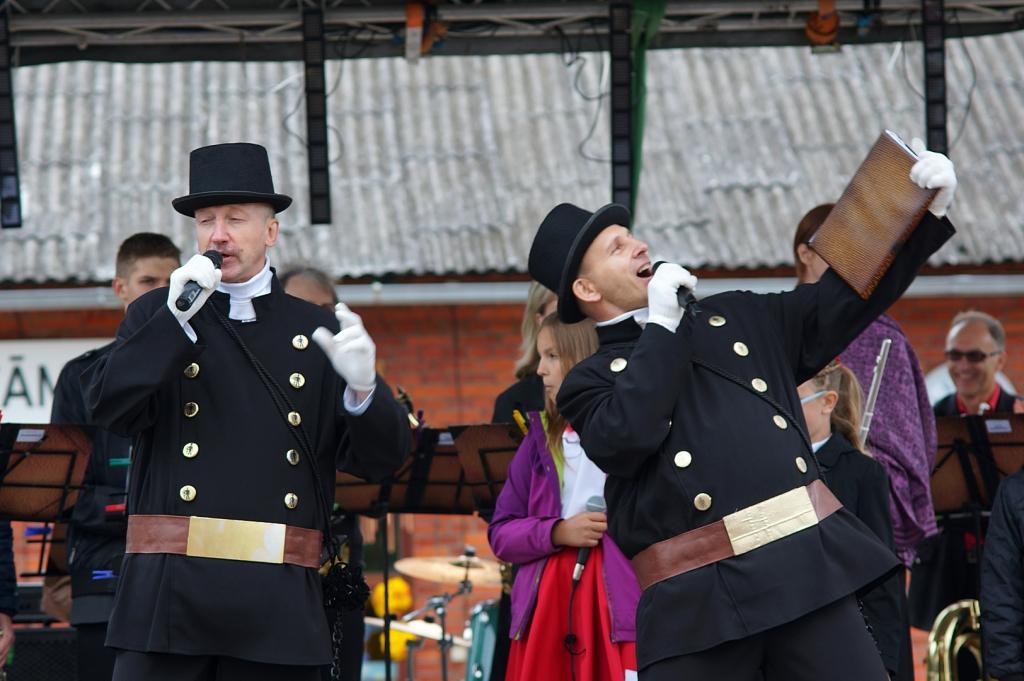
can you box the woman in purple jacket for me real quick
[488,314,640,681]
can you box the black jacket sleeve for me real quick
[0,522,16,617]
[51,357,91,425]
[84,289,203,437]
[557,322,693,479]
[981,472,1024,679]
[773,213,954,384]
[334,376,411,483]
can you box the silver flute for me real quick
[859,338,892,444]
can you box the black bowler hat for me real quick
[172,143,293,217]
[527,202,631,323]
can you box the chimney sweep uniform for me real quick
[528,199,955,679]
[84,144,410,680]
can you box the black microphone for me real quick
[651,261,701,316]
[572,495,606,583]
[174,250,223,312]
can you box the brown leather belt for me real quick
[631,480,842,590]
[126,514,322,569]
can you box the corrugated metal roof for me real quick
[2,31,1023,283]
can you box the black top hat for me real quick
[527,202,631,323]
[172,143,293,217]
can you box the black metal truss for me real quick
[4,1,1024,64]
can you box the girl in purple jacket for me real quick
[488,314,640,681]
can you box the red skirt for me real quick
[506,544,637,681]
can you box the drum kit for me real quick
[365,547,503,681]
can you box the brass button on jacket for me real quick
[674,451,693,468]
[751,378,768,393]
[184,402,199,418]
[184,363,200,379]
[694,493,712,511]
[610,358,628,373]
[288,411,302,426]
[773,415,788,430]
[733,342,749,357]
[292,335,309,350]
[709,315,727,327]
[284,493,299,509]
[289,373,306,389]
[180,485,197,502]
[286,449,300,466]
[182,442,199,459]
[795,457,808,473]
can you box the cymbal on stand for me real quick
[394,555,501,586]
[364,616,470,648]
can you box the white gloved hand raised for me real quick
[910,138,957,218]
[646,262,698,333]
[312,303,377,393]
[166,253,222,326]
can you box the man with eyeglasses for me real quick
[933,310,1022,417]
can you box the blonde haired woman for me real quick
[492,282,557,424]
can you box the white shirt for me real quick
[595,308,649,329]
[218,256,272,322]
[811,436,832,453]
[559,427,607,518]
[182,256,272,342]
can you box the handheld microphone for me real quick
[175,250,223,312]
[651,261,701,316]
[572,495,606,583]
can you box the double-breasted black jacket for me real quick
[557,214,954,668]
[83,276,410,665]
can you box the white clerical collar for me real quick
[596,308,649,329]
[217,256,272,321]
[811,435,832,453]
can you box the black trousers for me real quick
[76,622,116,681]
[641,596,889,681]
[112,651,321,681]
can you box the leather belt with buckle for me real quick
[126,514,321,568]
[631,479,842,590]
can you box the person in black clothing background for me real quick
[797,360,907,680]
[491,282,556,425]
[51,232,181,681]
[279,265,366,681]
[0,520,16,669]
[911,311,1020,643]
[980,468,1024,681]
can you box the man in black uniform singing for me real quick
[85,143,411,681]
[52,232,181,681]
[527,141,958,680]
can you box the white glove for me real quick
[910,138,957,218]
[646,263,698,333]
[312,303,377,392]
[166,253,222,326]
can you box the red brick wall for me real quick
[4,293,1024,679]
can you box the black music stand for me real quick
[0,424,92,581]
[927,414,1024,679]
[932,414,1024,513]
[335,424,521,681]
[451,424,522,523]
[336,426,483,517]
